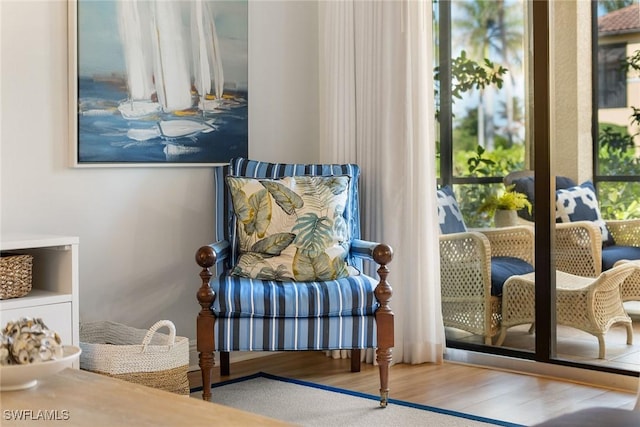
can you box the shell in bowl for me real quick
[0,345,81,391]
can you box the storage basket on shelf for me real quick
[0,254,33,300]
[79,320,189,395]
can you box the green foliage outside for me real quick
[455,118,640,226]
[598,123,637,176]
[597,122,640,219]
[434,50,507,121]
[434,51,507,121]
[454,117,640,226]
[437,3,640,227]
[597,48,640,220]
[455,145,526,227]
[454,46,640,226]
[434,45,519,227]
[599,182,640,220]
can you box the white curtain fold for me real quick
[319,0,444,365]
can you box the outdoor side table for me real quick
[496,265,636,358]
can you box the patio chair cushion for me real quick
[490,256,534,296]
[511,175,576,221]
[602,245,640,270]
[436,185,467,234]
[227,175,352,281]
[555,181,614,247]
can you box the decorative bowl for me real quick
[0,345,81,391]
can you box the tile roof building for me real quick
[598,3,640,35]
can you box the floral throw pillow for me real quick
[226,175,351,281]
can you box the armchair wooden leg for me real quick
[196,307,215,401]
[376,346,392,407]
[198,350,214,401]
[373,244,394,408]
[196,310,215,401]
[351,349,361,372]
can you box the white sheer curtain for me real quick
[319,0,444,364]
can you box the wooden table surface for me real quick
[0,368,291,426]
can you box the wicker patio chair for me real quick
[497,263,636,358]
[505,171,640,300]
[437,186,535,344]
[553,213,640,280]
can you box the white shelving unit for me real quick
[0,235,79,354]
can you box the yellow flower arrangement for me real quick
[478,184,532,217]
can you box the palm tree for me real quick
[496,0,524,147]
[453,0,523,150]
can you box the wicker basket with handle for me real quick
[0,254,33,299]
[79,320,189,395]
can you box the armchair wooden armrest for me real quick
[195,240,231,271]
[208,240,231,263]
[351,239,382,261]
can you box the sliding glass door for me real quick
[437,0,640,377]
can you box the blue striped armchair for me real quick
[195,158,394,406]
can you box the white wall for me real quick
[0,0,319,343]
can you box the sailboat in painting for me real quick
[149,0,193,113]
[116,0,161,119]
[77,0,248,163]
[114,0,239,142]
[153,0,217,139]
[191,0,225,112]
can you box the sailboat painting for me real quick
[74,0,248,166]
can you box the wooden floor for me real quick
[188,351,639,426]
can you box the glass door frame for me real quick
[439,0,640,379]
